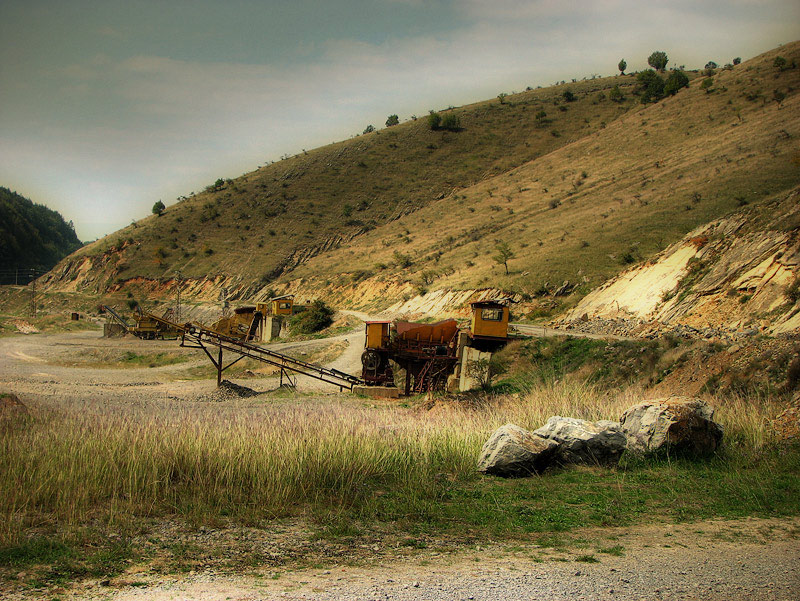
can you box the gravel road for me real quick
[64,518,799,601]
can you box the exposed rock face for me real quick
[620,397,723,455]
[533,416,627,464]
[477,423,558,477]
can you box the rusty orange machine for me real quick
[361,299,512,394]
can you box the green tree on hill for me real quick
[152,200,165,216]
[493,241,514,275]
[618,58,627,75]
[385,114,399,127]
[648,51,668,72]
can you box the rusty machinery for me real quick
[99,305,180,339]
[361,299,512,395]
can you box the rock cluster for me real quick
[478,397,723,477]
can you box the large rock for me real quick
[477,423,558,477]
[620,396,723,455]
[533,416,627,464]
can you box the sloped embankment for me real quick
[562,188,800,336]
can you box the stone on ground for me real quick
[477,423,558,477]
[533,416,627,464]
[620,396,723,454]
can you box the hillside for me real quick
[560,186,800,336]
[40,43,800,318]
[0,187,82,282]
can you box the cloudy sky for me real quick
[1,1,798,240]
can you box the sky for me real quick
[1,1,798,241]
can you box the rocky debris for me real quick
[773,392,800,442]
[201,380,261,402]
[620,397,723,455]
[556,315,761,343]
[477,423,558,477]
[533,416,627,464]
[12,320,39,334]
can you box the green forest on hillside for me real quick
[0,187,82,281]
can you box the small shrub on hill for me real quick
[427,110,442,130]
[609,85,624,102]
[151,200,165,216]
[440,113,461,131]
[385,115,399,127]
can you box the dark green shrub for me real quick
[609,85,624,103]
[562,89,576,102]
[385,115,399,127]
[289,300,334,334]
[637,69,664,103]
[152,200,165,216]
[363,124,375,134]
[427,110,442,130]
[664,70,689,96]
[618,58,627,75]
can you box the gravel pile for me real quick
[199,380,261,401]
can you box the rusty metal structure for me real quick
[361,299,512,395]
[100,305,182,339]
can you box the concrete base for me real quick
[353,385,401,399]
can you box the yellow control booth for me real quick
[270,295,294,316]
[470,300,509,339]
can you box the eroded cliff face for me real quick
[564,190,800,335]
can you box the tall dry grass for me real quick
[0,381,789,545]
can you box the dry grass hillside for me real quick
[40,42,800,316]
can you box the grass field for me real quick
[2,380,797,584]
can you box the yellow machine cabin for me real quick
[470,300,510,340]
[270,295,294,316]
[364,320,391,350]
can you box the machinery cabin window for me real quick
[279,302,291,310]
[481,307,503,321]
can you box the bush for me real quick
[289,300,334,335]
[664,70,689,96]
[562,89,576,102]
[609,85,624,103]
[773,56,788,71]
[618,58,627,75]
[427,110,442,130]
[701,77,714,93]
[440,113,461,131]
[637,69,664,103]
[151,200,165,216]
[385,115,399,127]
[393,250,413,268]
[363,124,375,134]
[733,57,741,66]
